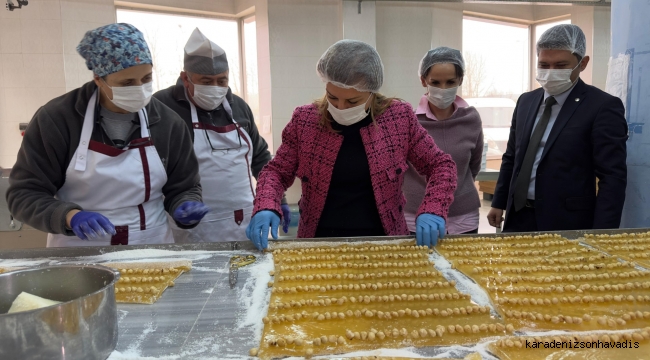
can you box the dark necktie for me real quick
[513,96,557,211]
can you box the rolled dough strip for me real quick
[102,259,192,271]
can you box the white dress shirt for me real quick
[527,81,579,199]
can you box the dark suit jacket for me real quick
[492,79,628,231]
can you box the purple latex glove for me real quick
[281,204,291,234]
[70,211,116,240]
[246,210,280,250]
[173,201,210,226]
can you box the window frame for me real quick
[530,16,572,91]
[114,6,244,95]
[463,13,572,93]
[240,15,258,104]
[462,15,532,98]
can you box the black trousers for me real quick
[502,206,537,233]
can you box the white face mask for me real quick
[102,80,153,113]
[536,61,581,96]
[327,94,372,126]
[189,77,228,111]
[426,85,458,110]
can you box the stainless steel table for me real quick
[1,229,648,359]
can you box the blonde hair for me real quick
[314,93,401,132]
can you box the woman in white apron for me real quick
[7,23,209,247]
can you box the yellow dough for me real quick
[584,232,650,268]
[488,329,650,360]
[341,355,481,360]
[258,241,505,360]
[7,292,61,313]
[436,234,650,331]
[104,260,191,304]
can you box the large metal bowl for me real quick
[0,265,120,360]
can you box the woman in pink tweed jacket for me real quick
[247,40,457,248]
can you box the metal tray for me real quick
[0,228,647,359]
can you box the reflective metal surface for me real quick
[0,229,647,358]
[0,265,120,360]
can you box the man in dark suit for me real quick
[487,24,628,232]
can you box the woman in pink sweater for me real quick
[403,47,484,234]
[246,40,457,249]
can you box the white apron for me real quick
[47,91,173,247]
[171,96,255,243]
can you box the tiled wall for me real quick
[266,0,342,203]
[376,2,435,108]
[61,0,116,92]
[0,0,114,169]
[267,0,342,151]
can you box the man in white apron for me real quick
[154,28,291,243]
[7,24,210,247]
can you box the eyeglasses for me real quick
[204,124,243,153]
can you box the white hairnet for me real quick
[419,46,465,77]
[316,39,383,93]
[536,24,586,59]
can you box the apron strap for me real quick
[74,90,98,172]
[138,108,150,138]
[221,98,236,124]
[75,90,151,171]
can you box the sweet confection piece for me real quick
[340,355,481,360]
[437,234,650,331]
[257,241,505,360]
[584,232,650,268]
[7,292,61,313]
[104,260,191,304]
[488,329,650,360]
[0,267,22,274]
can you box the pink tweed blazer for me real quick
[253,100,457,238]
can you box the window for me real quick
[115,9,241,95]
[462,17,529,167]
[462,17,530,100]
[243,16,260,128]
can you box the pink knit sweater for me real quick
[253,101,458,238]
[403,95,483,232]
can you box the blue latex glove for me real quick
[173,201,210,226]
[246,210,280,250]
[281,204,291,234]
[415,214,446,247]
[70,211,116,240]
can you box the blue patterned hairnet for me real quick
[77,23,152,77]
